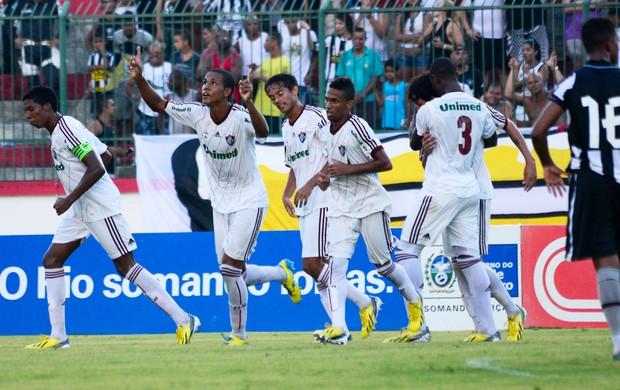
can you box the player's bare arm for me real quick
[532,101,567,197]
[54,151,105,216]
[504,119,537,191]
[328,148,392,178]
[128,46,167,115]
[294,163,328,207]
[317,172,330,191]
[282,169,298,218]
[239,74,269,138]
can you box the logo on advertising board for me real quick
[424,252,456,293]
[521,225,605,328]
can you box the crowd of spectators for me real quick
[2,0,620,141]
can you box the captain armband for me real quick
[71,142,94,160]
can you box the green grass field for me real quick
[2,329,618,389]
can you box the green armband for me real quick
[71,142,94,160]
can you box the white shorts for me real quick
[213,207,266,263]
[442,198,490,256]
[52,213,137,259]
[299,207,328,259]
[327,211,395,265]
[401,194,480,258]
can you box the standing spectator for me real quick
[197,27,242,102]
[172,30,200,88]
[451,44,484,98]
[86,0,118,56]
[166,69,197,134]
[278,15,318,104]
[14,0,60,94]
[204,0,252,39]
[420,0,463,63]
[336,28,383,129]
[532,18,620,361]
[156,0,202,61]
[87,30,115,119]
[376,59,407,130]
[87,97,118,176]
[112,11,153,142]
[505,0,548,63]
[126,42,172,135]
[235,15,269,80]
[250,31,290,134]
[353,0,389,61]
[395,0,431,76]
[563,0,605,71]
[461,0,507,86]
[324,13,353,91]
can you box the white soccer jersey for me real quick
[278,21,318,88]
[474,104,508,199]
[416,91,497,197]
[326,114,391,218]
[282,105,330,216]
[164,101,269,213]
[51,116,121,222]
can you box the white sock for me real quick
[316,263,333,321]
[377,261,419,303]
[243,264,286,286]
[126,263,190,327]
[596,268,620,354]
[330,258,349,332]
[485,263,519,317]
[45,268,67,341]
[453,260,477,329]
[395,247,424,291]
[220,264,248,340]
[458,259,496,335]
[347,282,371,309]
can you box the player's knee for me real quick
[42,253,64,269]
[113,253,135,277]
[302,257,323,279]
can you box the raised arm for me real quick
[239,75,269,138]
[128,47,167,115]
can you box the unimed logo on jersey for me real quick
[439,102,482,112]
[202,145,238,160]
[521,225,605,328]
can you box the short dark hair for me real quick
[265,73,298,93]
[23,86,58,112]
[429,57,457,80]
[384,58,396,69]
[354,27,366,37]
[408,72,437,102]
[269,31,282,46]
[174,30,192,45]
[329,77,355,101]
[208,69,235,94]
[95,96,111,116]
[582,18,617,55]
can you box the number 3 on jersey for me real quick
[457,115,472,155]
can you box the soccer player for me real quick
[314,77,423,345]
[532,18,620,360]
[405,72,534,342]
[266,73,381,341]
[396,58,500,342]
[22,86,199,349]
[128,48,301,346]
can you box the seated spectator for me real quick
[482,81,513,121]
[87,30,115,119]
[235,15,269,80]
[87,97,118,176]
[172,29,201,88]
[505,0,548,64]
[196,26,241,102]
[112,11,153,141]
[336,27,383,129]
[166,69,197,134]
[324,13,353,91]
[127,42,172,135]
[451,44,484,99]
[376,59,407,130]
[250,31,290,135]
[14,0,60,94]
[505,66,564,127]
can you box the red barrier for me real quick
[521,225,605,328]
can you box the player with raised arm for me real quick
[532,18,620,360]
[314,77,422,345]
[23,86,199,349]
[401,72,534,343]
[128,48,301,346]
[391,58,500,343]
[267,73,381,341]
